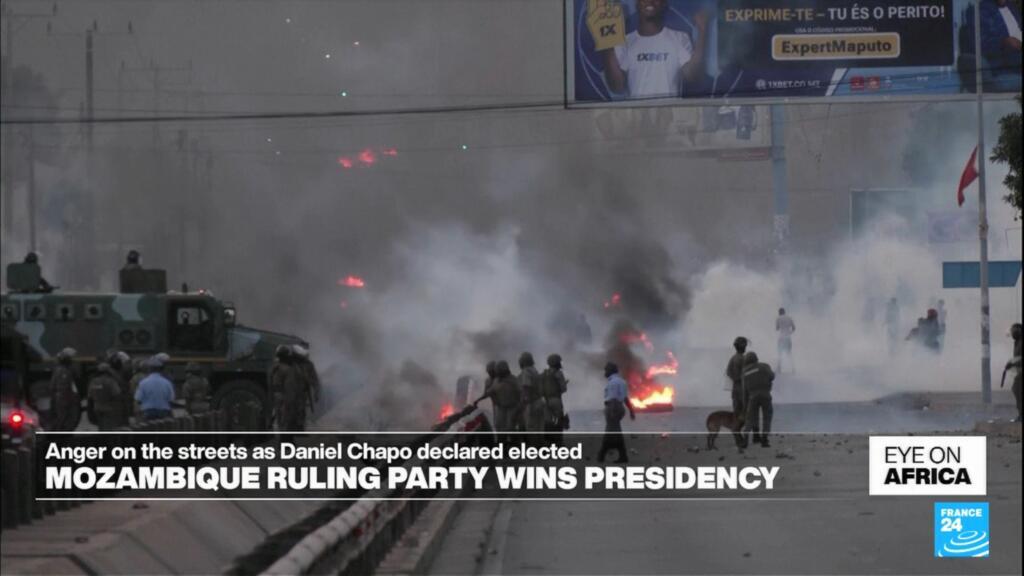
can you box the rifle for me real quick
[1001,366,1008,388]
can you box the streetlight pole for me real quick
[972,0,991,404]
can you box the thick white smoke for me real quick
[676,222,1020,408]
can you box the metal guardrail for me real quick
[260,405,490,576]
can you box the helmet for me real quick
[185,362,201,374]
[24,252,39,264]
[744,351,759,365]
[603,361,619,377]
[1012,323,1022,339]
[927,308,938,320]
[126,249,140,264]
[275,345,292,360]
[495,360,511,378]
[56,347,76,362]
[97,362,112,373]
[518,352,534,368]
[154,352,170,365]
[291,344,310,359]
[546,354,562,369]
[733,336,748,351]
[485,361,497,378]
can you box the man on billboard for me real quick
[599,0,708,99]
[981,0,1022,89]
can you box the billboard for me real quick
[567,0,1023,105]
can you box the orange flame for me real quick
[338,156,354,169]
[339,275,365,288]
[645,351,678,379]
[630,386,674,409]
[438,403,455,421]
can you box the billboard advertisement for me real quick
[568,0,1023,105]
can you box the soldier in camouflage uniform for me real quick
[540,354,569,444]
[105,350,133,421]
[269,345,289,427]
[122,249,142,272]
[88,362,127,430]
[49,348,80,431]
[270,346,306,433]
[181,362,211,415]
[518,352,545,442]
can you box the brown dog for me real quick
[705,410,744,450]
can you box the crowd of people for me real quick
[45,342,321,433]
[44,348,203,431]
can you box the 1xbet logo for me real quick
[934,502,989,557]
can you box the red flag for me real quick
[957,146,979,207]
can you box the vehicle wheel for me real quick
[213,380,267,431]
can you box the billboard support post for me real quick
[771,105,789,254]
[973,0,991,405]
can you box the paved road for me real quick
[427,396,1022,575]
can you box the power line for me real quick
[4,62,1017,126]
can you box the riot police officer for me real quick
[541,354,569,443]
[518,352,545,442]
[742,351,775,448]
[486,360,521,441]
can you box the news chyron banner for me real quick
[567,0,1023,105]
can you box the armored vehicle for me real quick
[1,262,312,429]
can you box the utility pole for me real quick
[972,0,992,404]
[27,126,35,252]
[1,2,55,244]
[44,18,131,289]
[85,26,94,147]
[119,59,191,276]
[771,105,789,254]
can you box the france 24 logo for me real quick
[934,502,989,557]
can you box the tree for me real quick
[991,95,1022,218]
